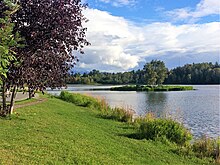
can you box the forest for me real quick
[67,61,220,85]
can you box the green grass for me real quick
[14,98,37,105]
[0,96,213,164]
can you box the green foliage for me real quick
[67,62,220,85]
[143,60,168,85]
[0,0,22,83]
[111,85,193,91]
[135,115,192,145]
[192,136,220,160]
[59,91,102,110]
[111,85,139,91]
[166,62,220,84]
[174,136,220,163]
[102,107,133,122]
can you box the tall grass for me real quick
[103,107,134,122]
[134,113,192,145]
[192,136,220,162]
[59,91,133,122]
[60,91,101,109]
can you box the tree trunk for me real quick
[2,80,7,111]
[1,80,7,116]
[9,85,17,114]
[28,87,32,99]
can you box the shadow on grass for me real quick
[12,117,27,121]
[0,116,12,120]
[118,132,144,140]
[118,125,135,130]
[0,115,26,121]
[95,114,113,120]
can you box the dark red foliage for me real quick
[7,0,89,91]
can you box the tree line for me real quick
[0,0,88,116]
[67,61,220,85]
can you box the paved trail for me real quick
[0,92,47,109]
[0,92,30,102]
[15,98,48,109]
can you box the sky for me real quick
[76,0,220,72]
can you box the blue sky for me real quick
[87,0,200,22]
[77,0,220,72]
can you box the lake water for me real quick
[47,85,220,138]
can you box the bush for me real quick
[108,107,133,122]
[137,116,192,145]
[192,136,220,161]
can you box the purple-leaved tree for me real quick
[4,0,89,114]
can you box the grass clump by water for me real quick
[60,91,102,110]
[133,113,220,163]
[102,107,134,122]
[192,136,220,162]
[136,115,192,146]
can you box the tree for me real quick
[143,60,168,85]
[0,0,22,116]
[0,0,20,82]
[165,62,220,84]
[4,0,89,114]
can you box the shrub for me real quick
[110,107,133,122]
[137,116,192,145]
[134,112,155,126]
[192,136,220,161]
[100,106,134,123]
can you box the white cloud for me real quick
[80,8,220,72]
[98,0,137,7]
[167,0,220,22]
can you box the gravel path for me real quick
[14,98,48,109]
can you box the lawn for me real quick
[0,95,213,164]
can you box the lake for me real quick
[47,85,220,138]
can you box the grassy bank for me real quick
[0,94,214,164]
[110,85,193,91]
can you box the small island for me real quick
[110,85,193,91]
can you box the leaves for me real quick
[0,0,21,83]
[5,0,89,92]
[143,60,168,85]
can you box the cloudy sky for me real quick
[76,0,220,72]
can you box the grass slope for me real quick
[0,96,212,164]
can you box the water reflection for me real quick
[145,92,167,117]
